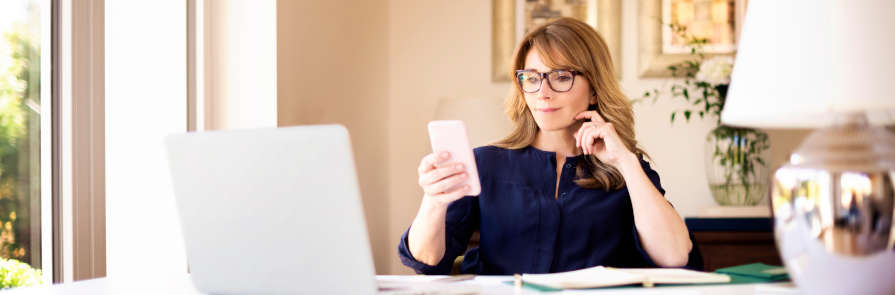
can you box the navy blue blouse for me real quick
[398,145,701,275]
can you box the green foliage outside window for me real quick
[0,25,40,265]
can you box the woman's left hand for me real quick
[574,111,635,167]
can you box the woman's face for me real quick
[522,50,592,132]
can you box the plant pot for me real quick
[704,125,770,206]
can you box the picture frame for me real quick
[638,0,748,77]
[492,0,622,82]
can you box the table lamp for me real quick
[721,0,895,294]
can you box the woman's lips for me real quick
[536,107,559,113]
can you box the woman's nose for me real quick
[535,80,556,99]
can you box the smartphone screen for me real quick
[427,120,482,196]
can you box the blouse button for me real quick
[564,163,572,169]
[561,192,567,197]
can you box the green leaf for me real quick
[699,111,705,118]
[670,112,676,123]
[684,110,692,121]
[683,88,690,100]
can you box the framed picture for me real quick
[638,0,748,77]
[492,0,622,82]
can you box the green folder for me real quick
[715,263,789,282]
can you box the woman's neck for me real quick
[532,125,581,159]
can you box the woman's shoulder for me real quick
[473,145,504,166]
[473,145,505,155]
[473,145,541,171]
[472,145,522,170]
[473,145,528,159]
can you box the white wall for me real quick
[105,1,188,279]
[204,0,277,130]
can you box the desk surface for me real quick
[2,275,798,295]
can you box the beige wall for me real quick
[276,0,391,274]
[387,0,509,275]
[384,0,810,274]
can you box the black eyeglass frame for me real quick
[514,69,582,93]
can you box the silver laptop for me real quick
[165,125,377,295]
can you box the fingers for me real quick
[418,162,465,187]
[576,122,598,150]
[583,126,605,155]
[577,122,612,155]
[574,110,607,123]
[582,127,595,154]
[437,183,473,202]
[422,173,469,196]
[417,151,450,174]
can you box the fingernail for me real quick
[441,152,450,159]
[455,164,464,171]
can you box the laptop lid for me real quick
[165,125,377,294]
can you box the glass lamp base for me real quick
[771,112,895,294]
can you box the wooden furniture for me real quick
[685,217,783,271]
[455,218,783,273]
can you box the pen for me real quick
[432,274,475,283]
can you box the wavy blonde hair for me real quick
[493,17,647,190]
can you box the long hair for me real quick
[493,17,647,190]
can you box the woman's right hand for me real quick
[417,151,472,207]
[408,151,472,265]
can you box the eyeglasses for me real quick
[514,69,581,93]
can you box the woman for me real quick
[398,17,699,275]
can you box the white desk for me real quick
[1,275,797,294]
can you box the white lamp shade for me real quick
[722,0,895,128]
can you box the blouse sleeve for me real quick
[396,196,480,274]
[630,158,704,270]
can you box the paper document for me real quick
[522,266,731,289]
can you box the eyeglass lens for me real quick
[517,70,575,93]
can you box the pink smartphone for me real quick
[427,120,481,196]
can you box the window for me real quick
[0,0,45,271]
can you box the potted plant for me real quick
[641,24,770,206]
